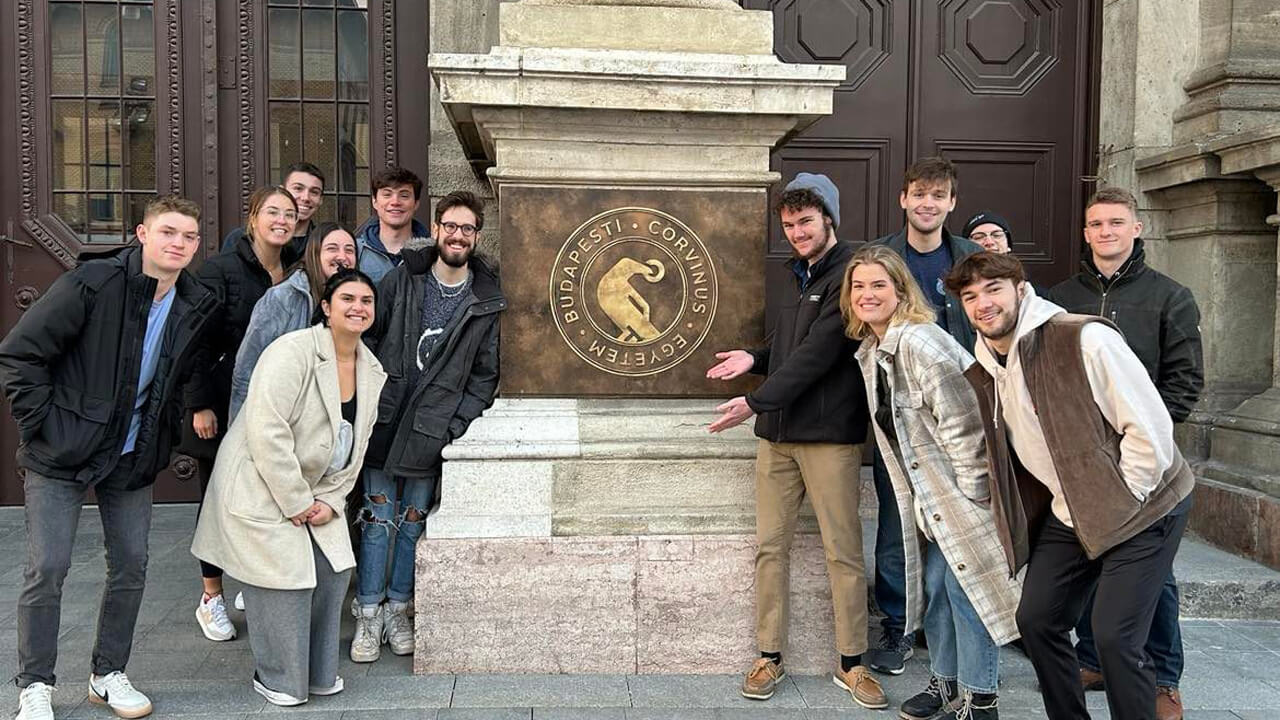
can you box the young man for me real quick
[949,252,1194,720]
[707,173,884,710]
[1047,187,1204,720]
[962,211,1013,254]
[351,190,504,663]
[866,157,984,674]
[0,196,218,720]
[357,166,431,285]
[221,161,325,259]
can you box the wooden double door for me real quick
[0,0,429,504]
[742,0,1100,330]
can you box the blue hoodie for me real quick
[355,216,431,285]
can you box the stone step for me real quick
[1175,532,1280,620]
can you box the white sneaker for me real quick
[16,682,54,720]
[350,602,384,663]
[233,591,245,611]
[88,672,153,719]
[384,600,414,656]
[195,593,236,641]
[308,675,344,696]
[252,675,306,707]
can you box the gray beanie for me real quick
[783,172,840,229]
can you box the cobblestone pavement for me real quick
[1,506,1278,719]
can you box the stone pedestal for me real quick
[1138,125,1280,569]
[419,0,848,672]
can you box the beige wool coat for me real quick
[856,322,1023,645]
[192,325,386,590]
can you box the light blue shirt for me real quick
[123,287,176,454]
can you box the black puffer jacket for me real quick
[365,246,506,475]
[180,234,297,457]
[0,247,218,487]
[745,241,869,444]
[1045,238,1204,422]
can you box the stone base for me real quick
[413,532,841,675]
[427,398,820,539]
[1188,476,1280,571]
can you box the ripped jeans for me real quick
[355,467,438,606]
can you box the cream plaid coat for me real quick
[855,322,1022,645]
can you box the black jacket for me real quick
[0,247,218,487]
[180,234,296,457]
[1045,239,1204,422]
[745,241,869,444]
[871,227,983,351]
[365,246,506,475]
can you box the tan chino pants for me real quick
[754,440,868,657]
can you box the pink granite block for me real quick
[415,537,639,674]
[635,534,838,674]
[415,533,843,674]
[635,536,757,673]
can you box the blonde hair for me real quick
[840,244,938,340]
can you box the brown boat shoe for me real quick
[741,657,785,701]
[833,664,888,709]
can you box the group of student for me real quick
[0,164,504,719]
[708,158,1202,720]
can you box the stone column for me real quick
[417,0,849,673]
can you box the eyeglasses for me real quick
[261,207,298,222]
[970,230,1007,242]
[440,222,478,238]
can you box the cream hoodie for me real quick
[972,285,1176,527]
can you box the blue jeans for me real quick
[356,467,437,606]
[923,542,1000,694]
[1074,570,1183,688]
[872,447,910,639]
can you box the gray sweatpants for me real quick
[241,537,351,700]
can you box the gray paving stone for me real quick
[534,708,628,720]
[258,675,454,713]
[64,679,266,717]
[452,674,630,708]
[626,675,806,709]
[1224,622,1280,651]
[626,710,807,720]
[439,710,531,720]
[1182,624,1269,653]
[343,707,442,712]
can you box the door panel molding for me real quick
[935,139,1057,264]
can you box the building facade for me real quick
[0,0,1277,570]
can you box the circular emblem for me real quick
[550,207,718,377]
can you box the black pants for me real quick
[1016,500,1189,720]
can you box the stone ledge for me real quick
[1188,477,1280,572]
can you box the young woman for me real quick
[191,269,386,707]
[185,186,299,642]
[228,222,358,424]
[841,245,1021,720]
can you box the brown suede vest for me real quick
[964,314,1194,572]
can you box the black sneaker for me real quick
[943,692,998,720]
[900,676,959,720]
[867,629,914,675]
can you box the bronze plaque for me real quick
[499,185,765,397]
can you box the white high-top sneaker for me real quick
[350,602,384,663]
[384,600,414,656]
[16,682,55,720]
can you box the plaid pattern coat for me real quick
[855,322,1022,645]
